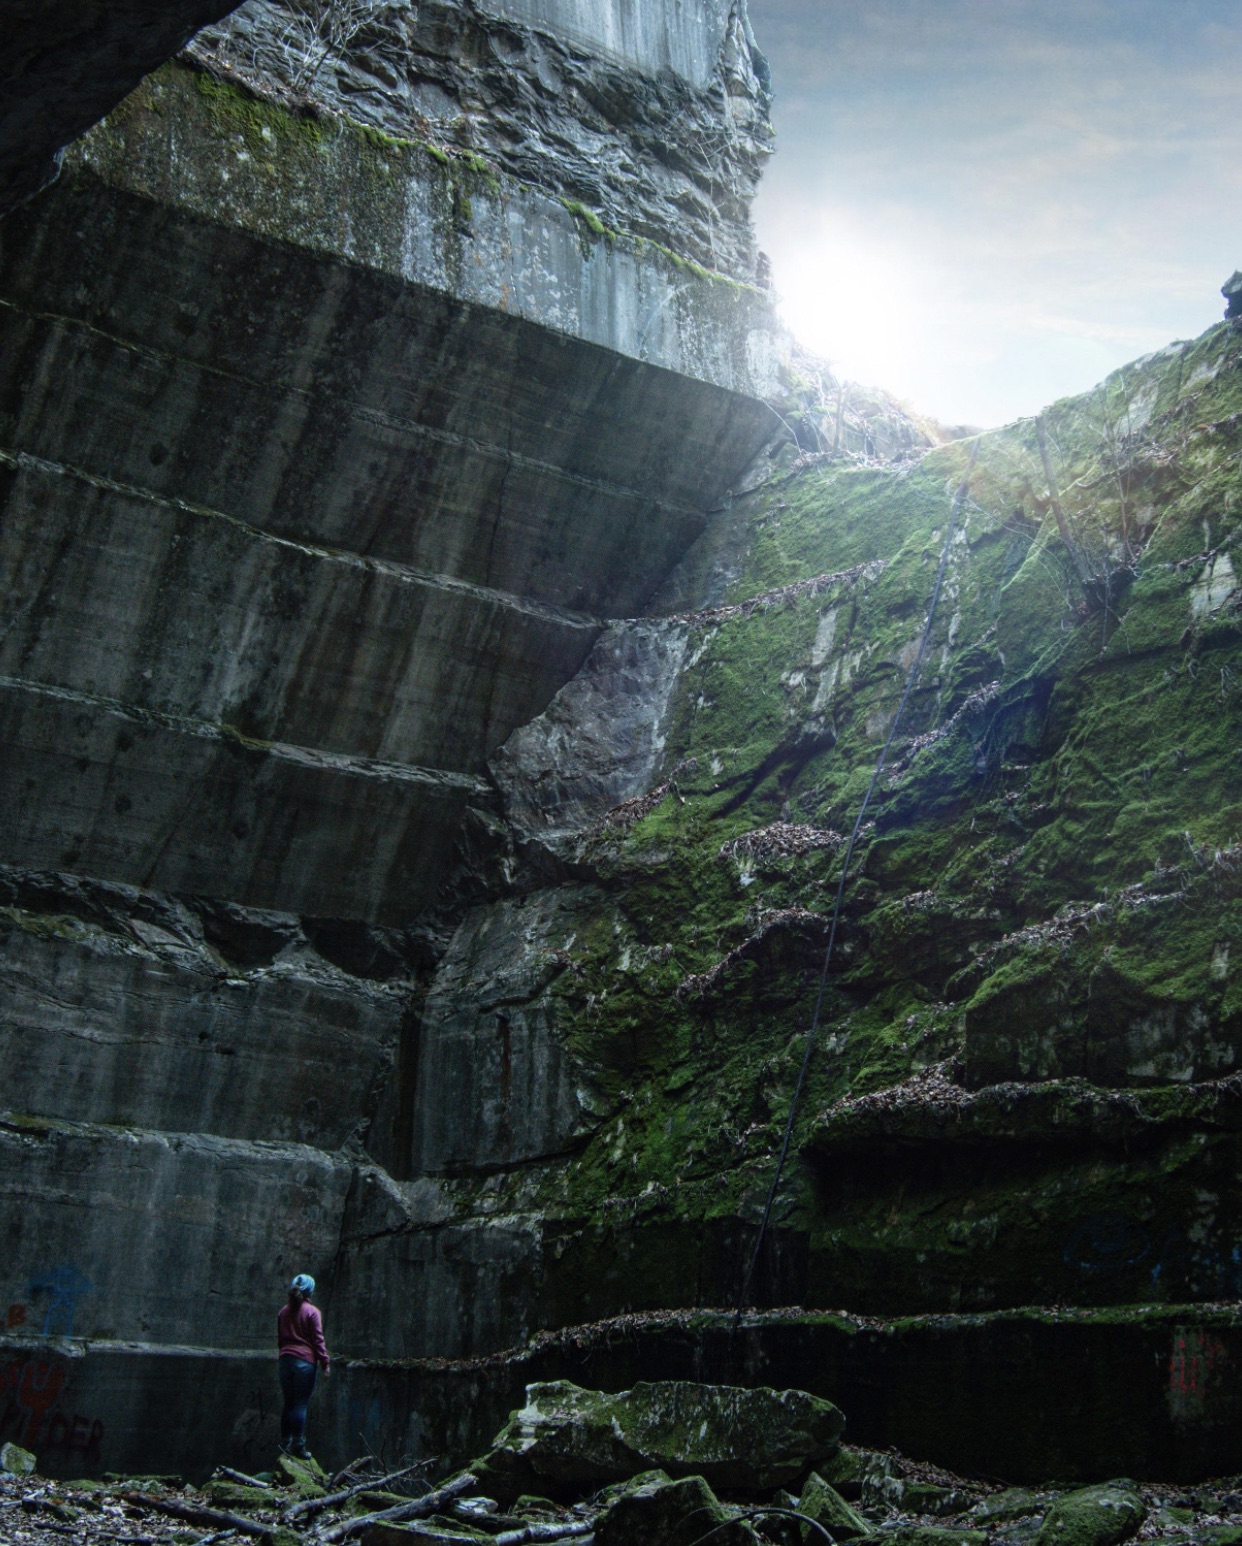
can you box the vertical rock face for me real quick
[12,0,1237,1491]
[0,0,785,1467]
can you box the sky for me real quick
[743,0,1242,428]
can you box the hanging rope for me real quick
[731,440,980,1329]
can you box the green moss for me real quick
[359,122,413,152]
[471,317,1242,1325]
[190,68,327,150]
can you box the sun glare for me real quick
[769,216,926,402]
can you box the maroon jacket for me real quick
[277,1299,330,1372]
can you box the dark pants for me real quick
[278,1355,317,1449]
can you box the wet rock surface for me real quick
[595,1471,759,1545]
[0,6,781,1419]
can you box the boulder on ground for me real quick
[595,1472,758,1546]
[815,1446,897,1503]
[867,1531,985,1546]
[1035,1482,1146,1546]
[796,1472,868,1541]
[476,1380,845,1498]
[970,1488,1053,1525]
[0,1442,36,1476]
[278,1453,327,1498]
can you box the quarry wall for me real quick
[3,0,1242,1488]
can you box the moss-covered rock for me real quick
[202,1479,276,1508]
[277,1453,327,1497]
[594,1473,758,1545]
[860,1530,985,1546]
[971,1488,1054,1524]
[796,1471,869,1539]
[1034,1482,1146,1546]
[443,312,1242,1331]
[475,1380,843,1498]
[0,1441,36,1476]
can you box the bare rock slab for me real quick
[477,1380,845,1497]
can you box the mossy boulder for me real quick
[897,1482,976,1516]
[815,1446,896,1501]
[1035,1482,1146,1546]
[476,1380,845,1498]
[277,1453,327,1497]
[595,1469,675,1505]
[202,1479,275,1508]
[862,1530,985,1546]
[972,1489,1053,1524]
[797,1471,869,1539]
[0,1441,36,1475]
[594,1473,758,1546]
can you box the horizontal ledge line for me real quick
[0,292,708,518]
[0,446,607,631]
[0,673,495,796]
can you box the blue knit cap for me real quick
[291,1273,315,1294]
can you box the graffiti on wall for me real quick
[27,1266,94,1337]
[1064,1214,1242,1299]
[1168,1328,1232,1424]
[4,1264,95,1340]
[0,1357,103,1461]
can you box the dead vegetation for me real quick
[718,824,845,863]
[0,1461,594,1546]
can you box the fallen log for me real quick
[330,1456,376,1489]
[492,1522,596,1545]
[283,1461,429,1523]
[218,1468,271,1490]
[318,1473,478,1544]
[120,1492,268,1539]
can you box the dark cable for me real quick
[731,440,980,1330]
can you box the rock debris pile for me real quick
[8,1383,1242,1546]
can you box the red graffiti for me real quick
[1170,1331,1225,1393]
[1168,1329,1232,1422]
[46,1410,104,1461]
[0,1358,102,1459]
[5,1360,64,1444]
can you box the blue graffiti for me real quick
[1062,1213,1152,1274]
[27,1267,93,1337]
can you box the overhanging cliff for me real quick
[0,0,786,1474]
[3,0,1242,1495]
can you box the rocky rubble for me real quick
[6,1394,1242,1546]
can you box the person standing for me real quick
[277,1272,330,1459]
